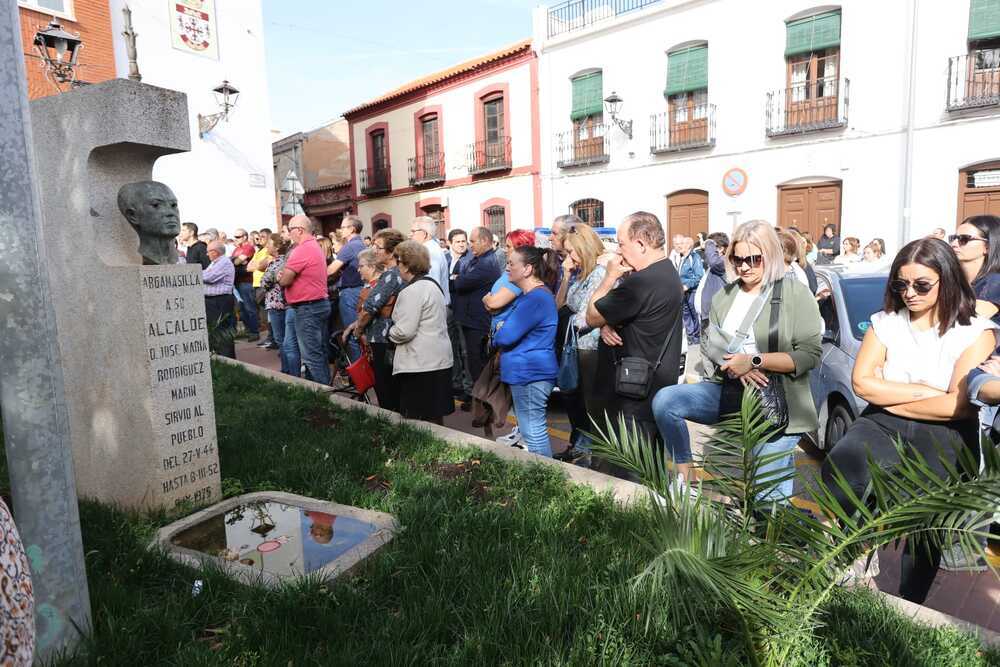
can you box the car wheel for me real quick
[825,403,853,450]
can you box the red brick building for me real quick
[18,0,116,99]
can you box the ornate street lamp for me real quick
[198,80,240,137]
[33,19,83,90]
[603,91,633,140]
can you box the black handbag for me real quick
[718,280,789,428]
[613,324,674,401]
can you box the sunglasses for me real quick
[732,254,764,268]
[948,234,987,246]
[890,278,939,295]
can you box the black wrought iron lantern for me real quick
[33,19,83,86]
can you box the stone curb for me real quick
[214,356,650,506]
[214,356,1000,648]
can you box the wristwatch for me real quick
[750,354,764,369]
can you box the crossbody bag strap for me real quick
[726,285,773,354]
[767,279,783,354]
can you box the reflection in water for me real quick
[171,501,378,577]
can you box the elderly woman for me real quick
[652,220,823,499]
[355,249,383,319]
[389,241,454,423]
[260,235,292,372]
[344,229,406,411]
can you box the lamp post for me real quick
[198,80,240,137]
[33,19,83,91]
[603,91,633,140]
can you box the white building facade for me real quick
[344,40,541,239]
[108,0,276,236]
[533,0,1000,252]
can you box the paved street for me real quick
[235,339,999,634]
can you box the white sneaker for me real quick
[496,426,523,448]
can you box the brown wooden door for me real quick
[573,114,604,162]
[786,50,839,129]
[963,191,1000,218]
[667,190,709,240]
[966,47,1000,103]
[958,163,1000,222]
[667,91,709,147]
[778,182,842,240]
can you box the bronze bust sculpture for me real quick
[117,181,180,265]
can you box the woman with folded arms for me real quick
[821,237,996,603]
[493,246,559,458]
[389,241,454,424]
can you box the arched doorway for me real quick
[666,189,708,240]
[958,160,1000,223]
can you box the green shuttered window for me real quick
[665,45,708,97]
[785,10,841,57]
[970,0,1000,41]
[571,72,603,121]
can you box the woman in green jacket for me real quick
[651,220,822,500]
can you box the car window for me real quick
[841,276,888,341]
[816,278,839,338]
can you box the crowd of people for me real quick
[174,211,1000,606]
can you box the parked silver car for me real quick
[810,267,888,450]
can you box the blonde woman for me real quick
[652,221,822,497]
[834,237,862,264]
[558,225,612,462]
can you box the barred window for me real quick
[570,198,604,228]
[484,205,506,238]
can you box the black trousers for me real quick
[204,294,236,359]
[370,342,399,413]
[821,408,979,604]
[462,326,489,388]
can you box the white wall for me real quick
[534,0,1000,252]
[109,0,276,237]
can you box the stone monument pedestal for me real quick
[31,79,221,509]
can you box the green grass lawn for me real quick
[3,361,998,665]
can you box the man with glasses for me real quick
[202,241,237,359]
[327,215,366,361]
[230,228,260,342]
[410,217,451,308]
[279,216,332,385]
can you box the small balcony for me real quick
[765,78,849,137]
[650,105,716,154]
[947,50,1000,111]
[408,153,445,186]
[555,124,610,168]
[359,160,390,196]
[467,137,512,175]
[547,0,664,38]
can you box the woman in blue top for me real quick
[493,246,559,458]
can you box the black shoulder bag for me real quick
[718,280,789,428]
[613,324,675,401]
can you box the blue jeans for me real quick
[293,300,331,385]
[268,308,286,365]
[338,286,362,362]
[651,380,797,502]
[510,380,554,458]
[235,282,259,335]
[281,307,301,377]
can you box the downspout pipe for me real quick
[899,0,919,248]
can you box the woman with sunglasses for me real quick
[950,215,1000,321]
[820,238,996,603]
[652,220,822,497]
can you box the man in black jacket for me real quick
[452,227,501,405]
[182,222,210,269]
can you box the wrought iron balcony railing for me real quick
[650,104,716,154]
[555,124,610,168]
[765,78,849,137]
[359,161,390,195]
[467,137,512,175]
[408,153,445,186]
[947,51,1000,111]
[547,0,663,38]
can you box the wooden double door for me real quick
[958,163,1000,222]
[667,190,708,240]
[777,182,842,241]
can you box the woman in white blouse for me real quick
[821,237,995,603]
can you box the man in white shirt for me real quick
[409,216,450,306]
